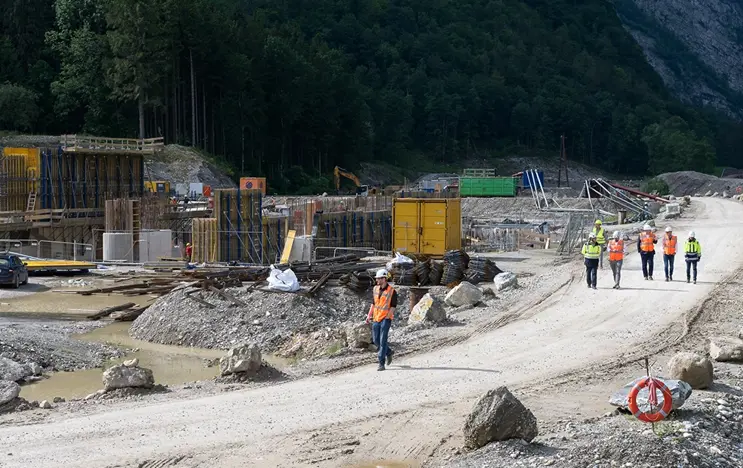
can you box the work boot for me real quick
[693,280,697,284]
[377,365,385,371]
[687,278,690,283]
[649,276,653,281]
[665,277,669,282]
[616,285,621,290]
[386,349,394,366]
[644,277,648,280]
[587,284,592,289]
[592,285,597,290]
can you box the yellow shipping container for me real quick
[392,198,461,256]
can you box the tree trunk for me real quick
[138,95,145,139]
[190,49,196,147]
[202,84,207,151]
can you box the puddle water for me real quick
[20,322,271,401]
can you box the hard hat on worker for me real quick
[613,231,620,239]
[665,226,673,233]
[643,224,652,231]
[594,219,602,225]
[689,231,696,238]
[375,268,389,279]
[186,242,191,246]
[588,232,597,239]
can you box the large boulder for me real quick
[0,380,21,406]
[346,322,373,349]
[463,386,538,449]
[0,358,28,382]
[445,281,483,307]
[23,362,43,377]
[220,343,262,376]
[609,377,692,410]
[102,364,155,391]
[667,352,714,389]
[409,293,447,324]
[493,272,518,291]
[709,337,743,362]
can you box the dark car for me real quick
[0,254,29,288]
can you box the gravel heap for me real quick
[130,285,436,352]
[443,390,743,468]
[658,171,743,197]
[145,144,235,189]
[0,318,125,372]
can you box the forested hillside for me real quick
[2,0,742,192]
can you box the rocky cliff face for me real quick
[614,0,743,119]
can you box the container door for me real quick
[420,201,447,255]
[393,200,419,253]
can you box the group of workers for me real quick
[582,220,703,289]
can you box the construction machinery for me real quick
[333,166,377,196]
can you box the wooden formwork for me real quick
[314,209,392,256]
[191,218,218,263]
[213,188,263,263]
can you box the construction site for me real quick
[2,135,743,468]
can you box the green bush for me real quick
[642,178,670,195]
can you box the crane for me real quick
[333,166,377,196]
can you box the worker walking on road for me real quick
[684,231,702,284]
[582,233,601,290]
[366,269,396,371]
[607,231,625,289]
[637,224,658,280]
[591,220,607,269]
[662,226,678,281]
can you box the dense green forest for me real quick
[2,0,742,192]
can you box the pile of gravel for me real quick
[443,392,743,468]
[0,318,125,372]
[130,285,446,352]
[145,144,236,189]
[658,171,743,197]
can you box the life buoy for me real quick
[628,377,673,423]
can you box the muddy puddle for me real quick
[21,322,222,401]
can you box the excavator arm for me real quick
[334,166,362,190]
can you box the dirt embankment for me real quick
[144,145,236,189]
[658,171,743,197]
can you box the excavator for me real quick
[333,166,377,196]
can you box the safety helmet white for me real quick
[588,232,597,239]
[375,268,389,279]
[665,226,673,233]
[613,231,620,239]
[688,231,695,238]
[643,224,652,231]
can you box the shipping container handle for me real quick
[418,227,423,235]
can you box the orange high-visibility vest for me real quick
[608,239,624,261]
[372,285,395,322]
[663,235,677,255]
[640,232,656,253]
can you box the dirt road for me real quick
[2,198,742,468]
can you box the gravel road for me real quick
[1,198,741,468]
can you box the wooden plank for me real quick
[280,230,296,264]
[87,302,136,320]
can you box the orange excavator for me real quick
[333,166,377,196]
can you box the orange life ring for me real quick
[628,377,673,423]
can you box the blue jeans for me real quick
[372,319,392,366]
[663,254,675,279]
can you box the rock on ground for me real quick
[39,400,52,409]
[667,352,714,389]
[345,322,373,349]
[410,293,447,324]
[609,377,692,410]
[220,344,262,376]
[23,362,43,376]
[463,386,538,449]
[709,337,743,362]
[0,380,21,406]
[102,364,155,391]
[493,272,518,291]
[445,282,483,307]
[0,358,28,382]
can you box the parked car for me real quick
[0,254,29,288]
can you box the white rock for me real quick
[445,281,483,307]
[102,364,154,390]
[493,272,518,291]
[709,337,743,362]
[0,358,28,382]
[123,358,139,367]
[712,192,719,197]
[23,362,43,376]
[219,343,262,376]
[0,380,21,405]
[666,352,714,389]
[39,400,52,409]
[409,293,447,324]
[345,322,372,349]
[723,191,730,198]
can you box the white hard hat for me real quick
[665,226,673,233]
[643,224,652,231]
[375,268,389,279]
[688,231,695,238]
[588,232,597,239]
[613,231,620,239]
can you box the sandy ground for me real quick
[0,198,740,468]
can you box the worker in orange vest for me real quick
[607,231,625,289]
[366,268,397,371]
[662,226,678,281]
[637,224,658,280]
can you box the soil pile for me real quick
[658,171,743,196]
